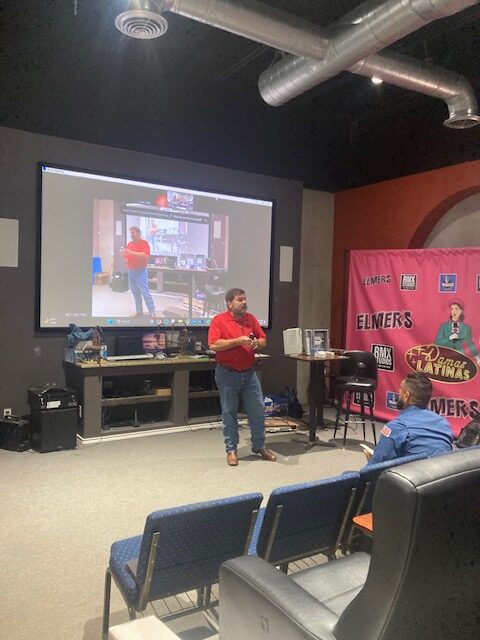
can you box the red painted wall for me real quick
[331,160,480,347]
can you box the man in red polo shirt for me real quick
[120,226,156,318]
[208,288,276,466]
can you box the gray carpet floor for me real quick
[0,409,378,640]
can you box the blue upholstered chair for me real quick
[343,453,428,551]
[219,448,480,640]
[357,452,428,514]
[102,492,262,638]
[249,473,359,572]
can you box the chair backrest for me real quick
[338,350,378,381]
[208,269,227,287]
[135,492,262,602]
[254,473,359,565]
[336,449,480,640]
[357,452,428,514]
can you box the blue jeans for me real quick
[215,364,266,453]
[128,268,155,314]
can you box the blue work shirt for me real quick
[367,405,453,466]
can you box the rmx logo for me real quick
[372,344,394,371]
[386,391,399,410]
[400,274,417,291]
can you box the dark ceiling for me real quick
[1,0,479,191]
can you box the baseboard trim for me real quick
[77,420,223,445]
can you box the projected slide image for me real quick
[91,197,228,323]
[39,164,273,329]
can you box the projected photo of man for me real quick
[120,226,156,318]
[148,220,159,254]
[434,301,480,364]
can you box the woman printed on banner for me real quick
[434,301,480,365]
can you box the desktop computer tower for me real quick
[283,328,304,355]
[30,407,78,453]
[303,329,313,355]
[312,329,329,351]
[304,329,330,353]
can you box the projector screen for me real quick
[38,164,274,330]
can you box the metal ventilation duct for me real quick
[259,0,479,106]
[154,0,330,58]
[145,0,480,127]
[351,51,480,128]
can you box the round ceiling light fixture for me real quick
[443,114,480,129]
[115,9,168,39]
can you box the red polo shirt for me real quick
[125,239,150,270]
[208,311,266,371]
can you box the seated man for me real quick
[364,372,453,466]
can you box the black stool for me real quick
[334,351,378,448]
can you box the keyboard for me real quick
[105,353,154,361]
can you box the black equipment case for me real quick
[0,416,32,451]
[28,386,77,411]
[109,271,129,292]
[28,386,78,453]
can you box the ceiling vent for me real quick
[115,9,168,39]
[443,114,480,129]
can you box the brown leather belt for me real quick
[217,364,254,374]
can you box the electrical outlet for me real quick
[3,408,12,418]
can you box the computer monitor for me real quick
[115,335,144,356]
[143,331,166,354]
[179,253,195,269]
[195,254,206,270]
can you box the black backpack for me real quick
[456,418,480,448]
[280,387,304,419]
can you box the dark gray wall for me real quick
[0,126,302,416]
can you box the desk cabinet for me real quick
[64,358,220,439]
[148,269,191,295]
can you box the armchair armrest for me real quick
[219,556,338,640]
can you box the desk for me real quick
[64,355,268,439]
[147,267,208,317]
[352,512,373,535]
[64,356,217,439]
[284,353,347,449]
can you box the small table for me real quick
[352,512,373,536]
[284,353,348,449]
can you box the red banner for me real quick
[346,248,480,436]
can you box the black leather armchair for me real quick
[219,449,480,640]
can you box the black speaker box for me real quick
[30,407,78,453]
[110,271,129,292]
[0,417,31,451]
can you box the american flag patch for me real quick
[381,425,392,437]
